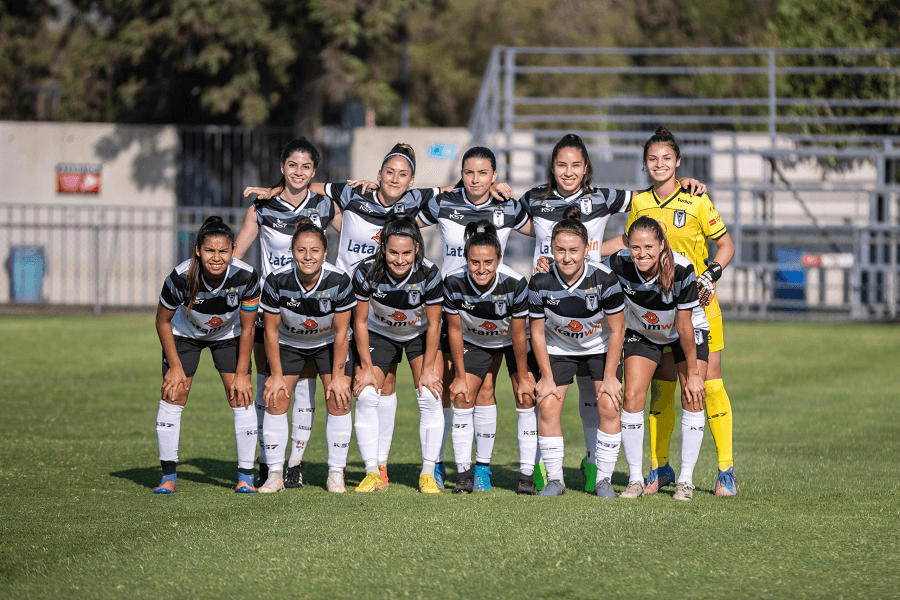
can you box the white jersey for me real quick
[254,191,337,278]
[442,264,529,349]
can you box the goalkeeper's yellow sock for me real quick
[705,379,734,471]
[648,380,677,470]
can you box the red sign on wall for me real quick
[56,164,102,194]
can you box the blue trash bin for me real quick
[9,245,45,303]
[774,249,805,311]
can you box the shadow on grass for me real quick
[111,458,241,490]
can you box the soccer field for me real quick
[1,315,898,599]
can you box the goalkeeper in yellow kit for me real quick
[603,126,737,496]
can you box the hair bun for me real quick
[655,125,672,137]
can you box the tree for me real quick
[0,1,56,120]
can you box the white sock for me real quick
[232,406,258,470]
[516,407,537,476]
[439,406,452,462]
[288,378,315,467]
[577,375,599,464]
[474,404,498,465]
[679,410,706,486]
[451,407,475,473]
[595,430,622,482]
[621,409,645,483]
[326,412,352,471]
[255,374,267,463]
[262,412,288,471]
[156,400,183,463]
[354,386,380,473]
[539,436,564,482]
[417,388,445,465]
[377,392,397,465]
[420,460,436,478]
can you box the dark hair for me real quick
[291,216,328,251]
[627,216,675,295]
[381,142,416,173]
[368,214,424,284]
[551,206,588,247]
[540,134,594,200]
[642,126,681,166]
[461,146,497,172]
[187,216,235,309]
[463,220,502,261]
[270,137,321,191]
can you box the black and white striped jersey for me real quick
[260,262,355,349]
[351,258,443,342]
[521,185,631,266]
[417,188,530,275]
[442,264,529,349]
[528,261,625,356]
[255,191,336,278]
[159,258,261,342]
[607,250,708,345]
[322,183,439,274]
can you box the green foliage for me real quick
[0,1,55,120]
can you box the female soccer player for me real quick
[417,146,530,488]
[607,216,707,500]
[524,134,710,492]
[350,214,444,494]
[613,126,737,496]
[258,218,355,493]
[443,220,535,494]
[528,209,625,497]
[154,216,261,494]
[234,137,338,490]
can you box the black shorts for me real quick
[528,352,612,386]
[623,329,710,364]
[273,344,352,377]
[352,330,427,373]
[163,336,243,378]
[462,342,519,381]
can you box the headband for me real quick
[382,152,415,173]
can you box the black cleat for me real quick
[284,462,304,488]
[517,473,537,495]
[453,469,474,494]
[256,462,269,488]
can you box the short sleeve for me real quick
[511,276,529,318]
[260,274,281,314]
[335,276,357,312]
[324,182,353,210]
[417,193,442,227]
[442,278,459,314]
[600,270,625,315]
[675,262,700,310]
[698,195,727,240]
[512,198,530,231]
[424,266,444,304]
[159,270,185,311]
[528,278,545,319]
[352,263,371,301]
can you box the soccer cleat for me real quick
[715,466,737,497]
[453,470,474,494]
[619,480,644,498]
[152,473,177,494]
[326,470,346,493]
[473,465,493,491]
[581,457,598,493]
[595,477,616,498]
[235,472,257,494]
[533,462,548,491]
[673,481,695,501]
[258,471,284,493]
[434,462,446,489]
[378,465,390,488]
[538,479,565,497]
[643,463,676,494]
[418,474,441,494]
[355,471,387,493]
[516,473,536,495]
[256,462,269,488]
[284,463,304,489]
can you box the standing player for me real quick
[153,217,261,494]
[443,220,535,494]
[608,216,707,500]
[350,215,444,494]
[234,137,338,490]
[258,218,355,493]
[528,209,625,497]
[611,126,737,496]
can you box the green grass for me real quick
[1,316,898,599]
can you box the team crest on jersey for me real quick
[492,294,507,316]
[584,288,599,311]
[317,292,332,313]
[580,197,592,215]
[308,211,322,228]
[226,287,239,308]
[407,285,421,305]
[393,202,406,214]
[492,208,504,228]
[673,210,687,228]
[694,329,703,345]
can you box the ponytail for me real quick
[291,216,328,250]
[187,216,235,309]
[463,219,501,261]
[368,214,423,284]
[381,142,417,173]
[627,216,674,295]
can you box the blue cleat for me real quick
[474,465,493,491]
[537,479,565,497]
[153,473,177,494]
[715,466,737,496]
[434,462,446,489]
[644,463,676,494]
[235,472,257,494]
[595,477,616,498]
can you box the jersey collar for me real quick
[293,265,325,296]
[386,261,418,287]
[651,182,686,209]
[466,270,499,297]
[274,189,314,213]
[551,261,588,292]
[200,260,232,294]
[552,188,587,203]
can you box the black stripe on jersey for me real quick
[442,265,529,347]
[521,185,631,221]
[325,182,435,227]
[419,188,528,230]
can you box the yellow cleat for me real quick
[355,471,387,493]
[418,474,441,494]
